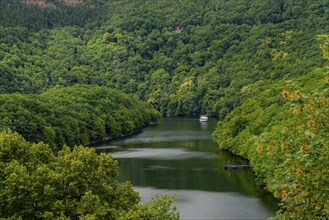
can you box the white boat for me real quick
[199,115,208,122]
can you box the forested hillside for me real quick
[1,0,328,116]
[213,58,328,218]
[0,85,159,149]
[0,0,329,219]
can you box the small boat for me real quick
[199,115,208,122]
[224,164,251,170]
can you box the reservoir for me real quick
[94,117,278,219]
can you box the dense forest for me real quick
[213,58,328,219]
[0,0,328,219]
[0,130,178,219]
[0,85,159,150]
[1,0,328,117]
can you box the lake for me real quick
[94,117,278,219]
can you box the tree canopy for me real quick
[1,0,329,218]
[0,0,328,117]
[0,85,159,150]
[0,130,179,219]
[212,35,329,219]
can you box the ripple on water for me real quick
[114,131,211,144]
[111,148,216,160]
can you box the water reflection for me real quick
[94,117,277,219]
[112,148,216,159]
[136,187,274,220]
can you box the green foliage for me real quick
[268,86,329,219]
[119,195,179,220]
[1,1,329,218]
[0,85,159,149]
[1,0,329,117]
[213,38,329,219]
[0,130,178,219]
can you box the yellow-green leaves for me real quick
[0,130,177,219]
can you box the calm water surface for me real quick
[94,117,278,219]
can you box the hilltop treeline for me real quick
[0,85,159,149]
[0,0,109,30]
[1,0,328,117]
